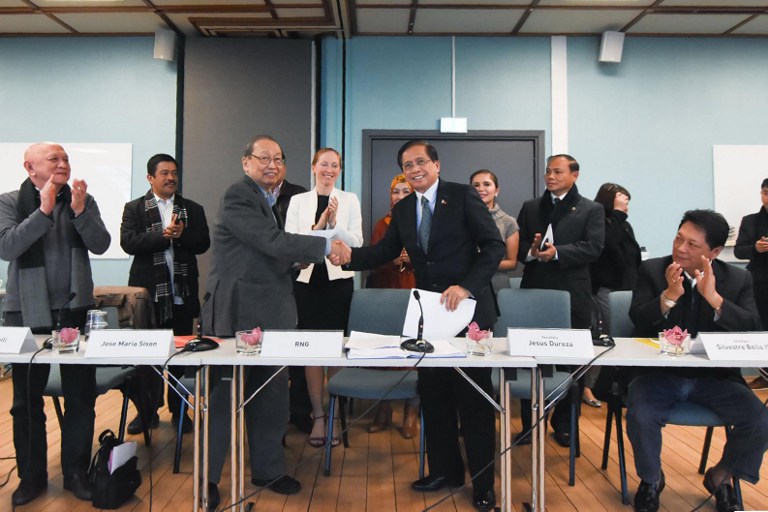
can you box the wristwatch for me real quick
[661,293,677,309]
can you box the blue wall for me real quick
[0,37,177,286]
[323,35,768,258]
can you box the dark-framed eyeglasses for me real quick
[249,154,285,167]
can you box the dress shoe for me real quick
[63,471,92,501]
[703,467,741,512]
[747,375,768,390]
[634,470,665,512]
[400,403,419,439]
[552,431,571,448]
[514,431,532,446]
[172,412,193,434]
[11,477,47,506]
[472,488,496,512]
[251,474,301,495]
[205,482,221,511]
[368,402,392,433]
[127,412,160,435]
[411,475,464,492]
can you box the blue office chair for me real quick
[493,288,579,485]
[600,290,742,505]
[324,288,425,478]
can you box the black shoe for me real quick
[205,482,220,511]
[63,471,92,501]
[290,413,314,434]
[634,471,665,512]
[11,477,47,506]
[514,431,532,446]
[127,412,160,435]
[703,468,741,512]
[411,475,465,492]
[553,431,571,447]
[472,489,496,511]
[172,412,193,434]
[251,474,301,495]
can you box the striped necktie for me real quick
[419,195,432,252]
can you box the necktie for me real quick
[553,197,561,207]
[419,195,432,253]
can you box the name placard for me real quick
[0,327,37,354]
[507,328,594,358]
[84,329,174,358]
[698,332,768,361]
[261,330,344,358]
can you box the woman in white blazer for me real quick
[285,147,363,447]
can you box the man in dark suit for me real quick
[516,154,605,446]
[120,153,210,434]
[628,209,768,512]
[331,140,504,512]
[734,178,768,389]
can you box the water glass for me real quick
[53,328,81,353]
[85,309,109,339]
[236,330,262,356]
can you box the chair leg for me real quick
[324,395,337,476]
[568,386,579,487]
[615,406,629,505]
[339,397,349,448]
[733,476,743,508]
[173,394,188,474]
[418,409,425,480]
[698,426,714,475]
[601,401,614,470]
[52,396,64,428]
[117,393,130,443]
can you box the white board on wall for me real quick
[713,145,768,247]
[0,143,131,260]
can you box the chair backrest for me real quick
[608,290,634,337]
[509,277,522,289]
[347,288,412,335]
[493,288,571,336]
[94,286,155,329]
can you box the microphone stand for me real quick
[400,290,434,354]
[185,292,218,352]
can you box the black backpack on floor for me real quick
[88,429,142,509]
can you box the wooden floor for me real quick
[0,374,765,511]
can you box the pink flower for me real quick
[467,321,491,342]
[241,328,262,346]
[60,327,79,344]
[662,326,689,346]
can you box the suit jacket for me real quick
[516,186,605,328]
[120,192,210,317]
[274,179,307,224]
[348,179,504,329]
[202,175,327,336]
[734,209,768,276]
[285,187,363,282]
[630,256,761,379]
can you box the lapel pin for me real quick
[441,199,448,205]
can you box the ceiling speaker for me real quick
[599,31,625,64]
[154,29,176,61]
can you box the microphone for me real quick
[185,292,218,352]
[400,289,434,354]
[43,292,77,349]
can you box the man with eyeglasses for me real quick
[199,135,340,508]
[120,153,210,437]
[330,140,504,511]
[515,154,605,448]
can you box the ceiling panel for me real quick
[354,0,411,5]
[57,12,163,33]
[538,0,654,6]
[660,0,768,7]
[418,0,529,4]
[732,14,768,33]
[150,0,268,6]
[356,8,410,34]
[413,8,524,34]
[35,0,146,6]
[0,0,27,7]
[0,13,71,33]
[521,9,640,33]
[274,8,327,18]
[628,13,752,33]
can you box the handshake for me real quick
[328,240,351,266]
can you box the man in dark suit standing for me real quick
[120,153,210,434]
[516,154,605,446]
[734,178,768,389]
[627,209,768,512]
[331,140,504,512]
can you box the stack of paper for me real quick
[345,331,466,359]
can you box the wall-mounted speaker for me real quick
[599,31,625,64]
[154,29,176,61]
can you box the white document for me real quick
[346,331,402,350]
[540,223,555,249]
[345,339,466,359]
[402,289,476,340]
[108,441,136,474]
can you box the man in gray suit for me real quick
[200,135,335,508]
